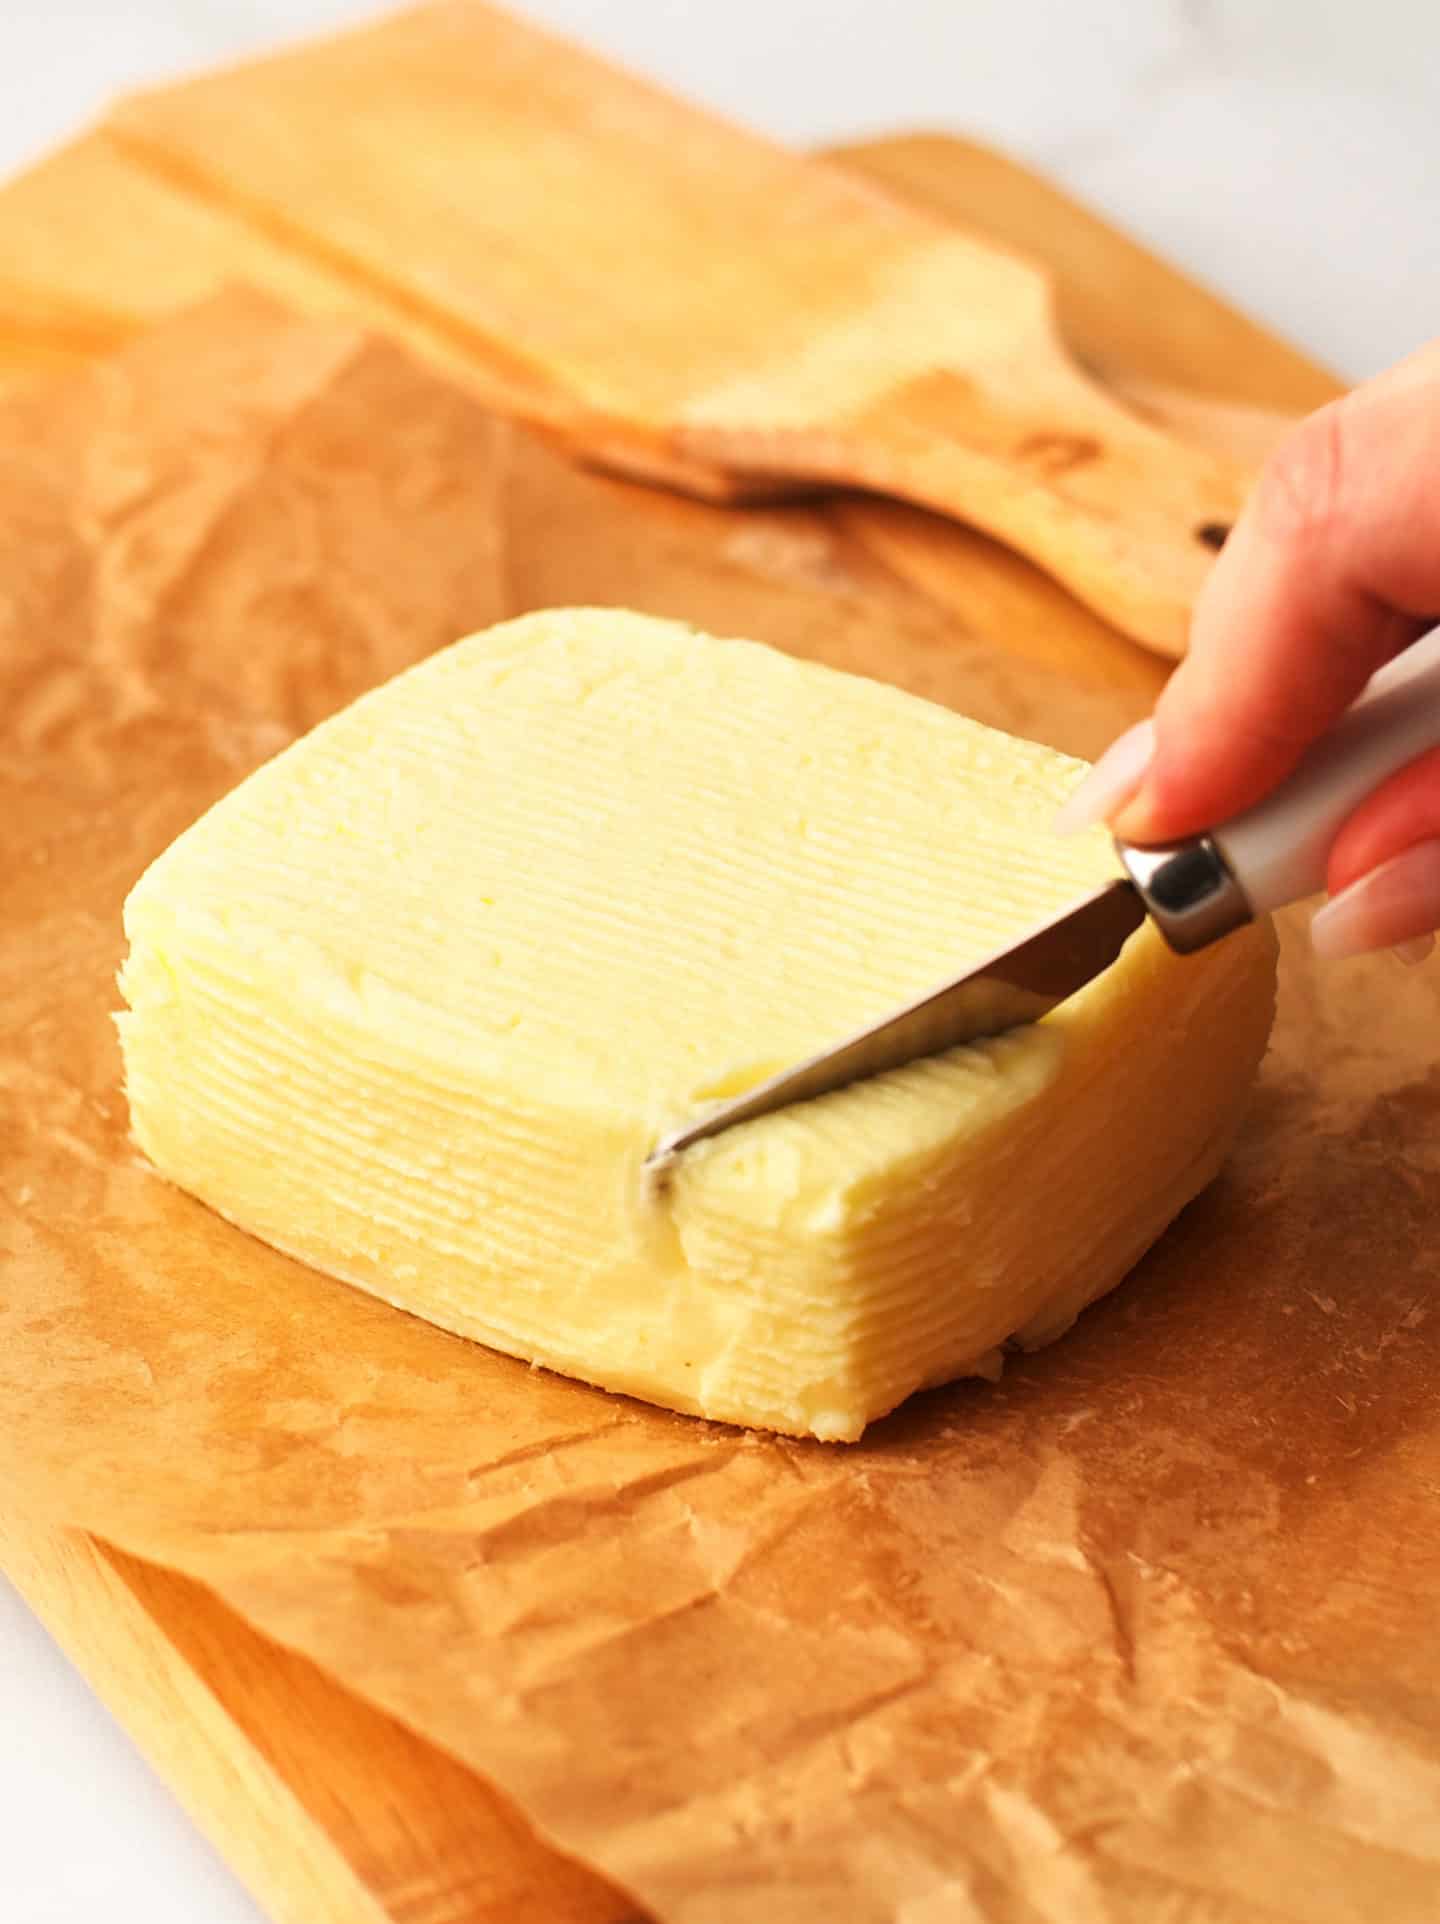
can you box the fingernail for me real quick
[1310,839,1440,960]
[1393,933,1435,967]
[1051,719,1155,836]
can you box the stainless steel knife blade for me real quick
[647,878,1146,1177]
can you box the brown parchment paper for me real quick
[4,295,1440,1924]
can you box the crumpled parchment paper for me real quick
[3,293,1440,1924]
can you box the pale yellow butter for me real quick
[118,609,1276,1440]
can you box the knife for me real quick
[648,625,1440,1176]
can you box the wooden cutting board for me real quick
[101,0,1253,655]
[0,131,1338,1924]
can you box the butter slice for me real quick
[118,610,1276,1440]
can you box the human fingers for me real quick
[1057,345,1440,843]
[1309,744,1440,959]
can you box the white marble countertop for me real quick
[4,3,1437,1921]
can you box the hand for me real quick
[1056,339,1440,961]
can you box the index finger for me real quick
[1113,355,1440,844]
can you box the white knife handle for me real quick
[1214,622,1440,915]
[1118,624,1440,951]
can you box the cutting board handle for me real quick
[848,348,1251,658]
[677,282,1254,659]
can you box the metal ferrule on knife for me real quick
[1116,835,1254,955]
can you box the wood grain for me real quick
[0,130,534,408]
[832,132,1342,414]
[0,126,1334,1924]
[1,1520,643,1924]
[101,0,1251,652]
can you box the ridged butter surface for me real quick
[119,610,1276,1439]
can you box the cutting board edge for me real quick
[0,1517,392,1924]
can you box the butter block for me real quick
[118,609,1276,1440]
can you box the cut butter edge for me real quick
[118,608,1277,1441]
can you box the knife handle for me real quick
[1118,623,1440,953]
